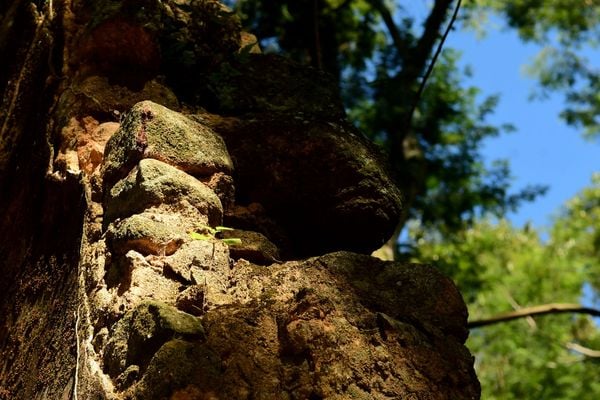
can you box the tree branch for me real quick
[368,0,408,58]
[365,0,461,240]
[566,342,600,358]
[368,0,458,137]
[411,0,455,78]
[468,303,600,329]
[408,0,462,127]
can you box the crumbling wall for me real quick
[0,1,479,399]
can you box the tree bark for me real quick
[371,0,460,260]
[0,2,86,398]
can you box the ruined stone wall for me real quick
[0,1,480,399]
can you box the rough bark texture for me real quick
[0,1,479,399]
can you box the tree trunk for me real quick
[0,1,479,399]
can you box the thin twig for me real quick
[504,288,537,330]
[468,303,600,329]
[566,342,600,358]
[407,0,462,127]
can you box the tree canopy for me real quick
[463,0,600,138]
[413,174,600,399]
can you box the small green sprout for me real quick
[189,225,242,246]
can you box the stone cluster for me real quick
[78,96,478,399]
[44,1,478,398]
[91,101,240,395]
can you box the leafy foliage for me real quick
[412,175,600,399]
[463,0,600,139]
[380,49,546,233]
[189,225,242,246]
[550,173,600,292]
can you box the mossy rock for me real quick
[126,339,221,400]
[102,101,233,191]
[103,300,205,380]
[221,229,280,265]
[106,213,188,256]
[210,115,403,256]
[104,158,223,226]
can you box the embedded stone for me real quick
[102,100,233,190]
[55,76,180,130]
[185,251,477,399]
[104,158,223,226]
[103,300,205,379]
[104,251,182,309]
[125,340,221,399]
[162,239,230,284]
[116,365,140,390]
[175,286,205,316]
[106,213,187,256]
[200,171,235,211]
[205,114,403,256]
[223,203,290,255]
[206,54,345,118]
[221,229,281,265]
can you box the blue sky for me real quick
[445,25,599,229]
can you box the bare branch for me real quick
[369,0,458,81]
[468,303,600,329]
[412,0,456,76]
[504,287,537,330]
[368,0,408,57]
[409,0,462,126]
[566,342,600,358]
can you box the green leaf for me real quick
[222,238,242,246]
[189,232,213,241]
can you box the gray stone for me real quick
[221,229,281,265]
[103,300,205,379]
[205,114,403,256]
[102,100,233,190]
[162,239,230,283]
[104,158,223,226]
[107,213,187,256]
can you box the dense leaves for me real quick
[464,0,600,138]
[413,174,600,399]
